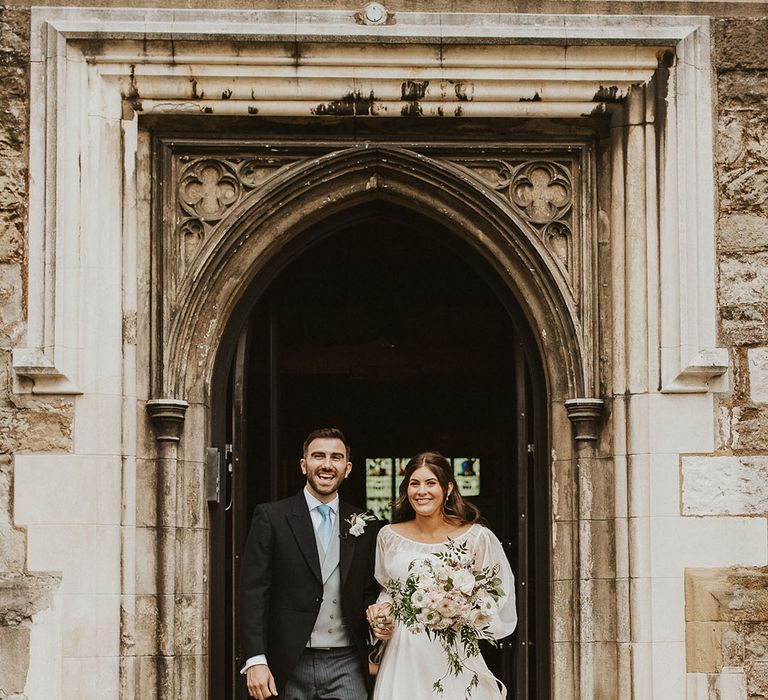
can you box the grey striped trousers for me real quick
[283,647,368,700]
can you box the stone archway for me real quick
[15,9,730,700]
[148,140,604,699]
[163,145,588,403]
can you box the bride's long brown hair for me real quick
[391,452,484,525]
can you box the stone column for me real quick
[565,399,616,698]
[146,399,189,700]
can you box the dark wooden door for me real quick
[209,205,549,699]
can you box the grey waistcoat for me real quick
[307,510,352,648]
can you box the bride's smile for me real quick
[407,466,453,519]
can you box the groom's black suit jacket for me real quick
[239,490,380,692]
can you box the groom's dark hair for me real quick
[302,428,351,461]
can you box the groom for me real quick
[240,428,380,699]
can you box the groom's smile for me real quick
[301,436,352,502]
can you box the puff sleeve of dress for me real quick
[473,526,518,639]
[373,526,394,605]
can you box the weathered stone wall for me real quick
[683,16,768,700]
[0,7,71,699]
[716,17,768,447]
[686,567,768,700]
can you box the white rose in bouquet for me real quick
[451,568,477,596]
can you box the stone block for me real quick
[719,304,768,346]
[729,406,768,450]
[747,661,768,696]
[0,524,25,572]
[135,459,157,528]
[749,348,768,403]
[552,459,576,522]
[719,214,768,253]
[723,628,745,667]
[715,19,768,71]
[62,657,120,700]
[26,524,121,595]
[589,641,619,698]
[0,626,30,693]
[649,453,681,517]
[176,527,206,595]
[14,454,121,526]
[552,519,575,582]
[551,641,576,700]
[718,72,768,105]
[578,457,614,521]
[133,595,159,657]
[174,594,206,656]
[0,210,24,264]
[716,667,747,699]
[132,655,158,698]
[72,394,123,455]
[742,622,768,662]
[175,654,206,700]
[687,569,730,623]
[0,455,25,571]
[652,577,685,642]
[61,594,120,658]
[581,578,617,642]
[652,641,686,698]
[720,254,768,307]
[134,527,157,595]
[717,114,745,166]
[0,7,30,65]
[0,262,22,347]
[581,519,616,579]
[718,163,768,215]
[0,402,73,454]
[718,105,768,166]
[686,567,768,686]
[178,460,205,530]
[550,401,576,463]
[552,578,576,642]
[682,455,768,516]
[652,519,767,578]
[687,621,728,673]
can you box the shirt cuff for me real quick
[240,655,268,673]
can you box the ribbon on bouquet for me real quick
[368,638,387,676]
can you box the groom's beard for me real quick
[305,467,346,498]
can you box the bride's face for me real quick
[407,466,452,518]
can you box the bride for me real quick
[367,452,517,699]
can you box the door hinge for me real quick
[527,443,535,453]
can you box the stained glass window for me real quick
[365,456,481,520]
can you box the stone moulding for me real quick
[16,7,727,397]
[146,399,189,442]
[564,398,605,441]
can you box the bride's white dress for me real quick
[372,524,517,700]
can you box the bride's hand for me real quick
[366,603,393,640]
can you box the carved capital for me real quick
[146,399,189,442]
[564,398,604,442]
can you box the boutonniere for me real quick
[346,511,376,537]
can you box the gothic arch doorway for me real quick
[210,202,550,699]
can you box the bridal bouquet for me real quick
[385,539,505,698]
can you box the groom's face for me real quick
[301,437,352,503]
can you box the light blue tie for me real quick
[317,504,333,552]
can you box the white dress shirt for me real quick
[241,488,339,673]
